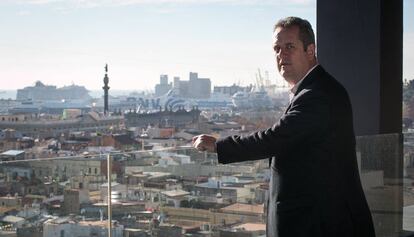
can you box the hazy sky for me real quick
[0,0,413,91]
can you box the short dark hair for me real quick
[274,16,315,50]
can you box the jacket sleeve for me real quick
[216,88,330,164]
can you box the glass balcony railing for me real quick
[0,146,268,237]
[0,134,413,237]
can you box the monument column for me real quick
[103,64,110,115]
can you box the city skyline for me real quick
[0,0,413,91]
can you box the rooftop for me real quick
[0,195,20,200]
[78,220,108,227]
[100,182,121,187]
[195,182,241,190]
[1,150,24,156]
[220,203,264,215]
[143,171,172,179]
[1,215,25,223]
[0,207,18,215]
[161,190,190,197]
[231,222,266,232]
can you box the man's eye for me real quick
[274,46,280,52]
[287,44,294,49]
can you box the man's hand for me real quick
[192,134,217,153]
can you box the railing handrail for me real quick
[0,145,195,165]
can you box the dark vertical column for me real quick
[103,64,110,115]
[103,82,109,114]
[380,0,403,134]
[317,1,403,236]
[317,0,402,136]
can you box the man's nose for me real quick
[278,52,289,61]
[276,50,287,61]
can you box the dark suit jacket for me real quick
[216,65,375,237]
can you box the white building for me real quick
[161,189,190,208]
[157,152,192,167]
[43,218,123,237]
[0,215,25,229]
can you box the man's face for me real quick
[272,26,315,85]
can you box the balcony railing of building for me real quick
[0,134,414,237]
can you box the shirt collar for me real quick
[290,64,319,95]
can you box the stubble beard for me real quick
[279,69,296,86]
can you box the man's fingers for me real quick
[191,136,198,144]
[195,142,206,151]
[192,137,202,149]
[192,134,206,145]
[192,137,206,151]
[192,134,216,152]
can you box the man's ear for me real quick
[306,44,316,58]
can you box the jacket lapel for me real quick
[294,65,324,97]
[283,66,323,115]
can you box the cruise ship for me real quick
[231,87,273,109]
[5,81,94,114]
[16,81,92,101]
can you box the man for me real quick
[192,17,375,237]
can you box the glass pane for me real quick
[1,0,413,236]
[403,0,414,235]
[0,154,120,236]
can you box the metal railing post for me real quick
[107,154,112,237]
